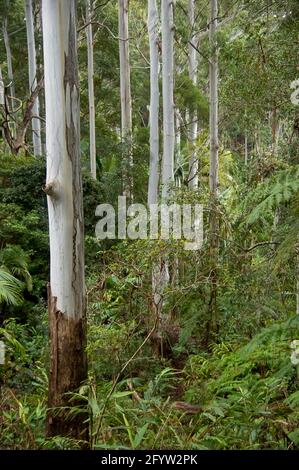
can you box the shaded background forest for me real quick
[0,0,299,449]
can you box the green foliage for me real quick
[243,168,299,226]
[184,316,299,449]
[0,268,23,305]
[1,0,299,453]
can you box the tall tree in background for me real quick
[187,0,198,190]
[86,0,96,179]
[147,0,163,330]
[2,2,15,107]
[147,0,160,206]
[0,65,5,145]
[161,0,174,200]
[0,66,4,105]
[25,0,42,156]
[208,0,219,342]
[3,0,16,142]
[42,0,88,442]
[152,0,175,337]
[118,0,133,198]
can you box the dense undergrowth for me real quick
[0,313,298,449]
[0,138,299,450]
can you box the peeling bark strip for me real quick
[42,0,88,442]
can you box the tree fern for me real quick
[242,169,299,226]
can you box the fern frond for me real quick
[244,169,299,226]
[0,268,24,305]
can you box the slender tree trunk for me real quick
[0,66,6,148]
[244,131,248,165]
[147,0,160,206]
[188,0,198,190]
[147,0,165,342]
[296,237,299,316]
[118,0,133,198]
[161,0,174,200]
[25,0,42,156]
[0,66,4,105]
[175,108,181,188]
[3,12,15,104]
[3,7,16,138]
[150,0,175,346]
[270,107,280,155]
[207,0,219,344]
[42,0,88,443]
[86,0,96,179]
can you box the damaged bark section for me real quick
[47,287,88,442]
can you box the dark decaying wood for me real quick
[47,285,88,443]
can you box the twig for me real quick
[245,241,279,252]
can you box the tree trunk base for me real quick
[47,288,89,445]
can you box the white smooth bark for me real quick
[0,66,6,147]
[161,0,174,200]
[207,0,219,342]
[0,67,4,105]
[25,0,42,156]
[188,0,198,190]
[43,0,85,320]
[209,0,219,196]
[3,12,15,105]
[244,132,248,165]
[147,0,160,206]
[175,108,181,187]
[86,0,96,179]
[118,0,133,197]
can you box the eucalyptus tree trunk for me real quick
[175,108,181,188]
[188,0,198,190]
[3,6,16,139]
[150,0,175,343]
[42,0,88,442]
[147,0,160,206]
[0,67,4,105]
[208,0,219,344]
[86,0,96,179]
[147,0,163,332]
[296,237,299,316]
[0,67,6,147]
[244,132,248,165]
[161,0,174,200]
[25,0,42,156]
[118,0,133,198]
[2,9,15,105]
